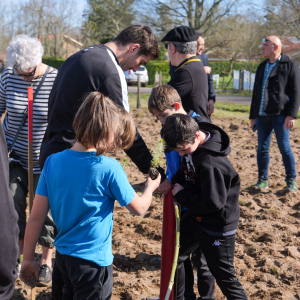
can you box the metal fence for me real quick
[233,69,255,91]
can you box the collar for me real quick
[174,56,201,73]
[267,54,281,65]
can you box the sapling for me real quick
[121,157,129,169]
[148,138,166,180]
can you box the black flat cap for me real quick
[161,26,198,43]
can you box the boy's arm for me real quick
[20,194,49,287]
[173,167,230,214]
[171,167,186,187]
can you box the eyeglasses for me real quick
[164,43,169,50]
[14,66,37,77]
[262,38,276,46]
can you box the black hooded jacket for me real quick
[171,122,240,233]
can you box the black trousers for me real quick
[183,247,215,300]
[181,211,215,300]
[175,212,248,300]
[54,251,113,300]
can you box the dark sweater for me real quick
[171,122,240,232]
[0,121,19,299]
[168,56,209,120]
[39,44,165,180]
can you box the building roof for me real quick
[279,36,300,59]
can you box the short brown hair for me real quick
[73,92,135,155]
[113,25,159,59]
[148,84,181,114]
[163,114,199,149]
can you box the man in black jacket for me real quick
[250,36,300,193]
[162,26,209,120]
[196,31,216,116]
[0,121,19,300]
[163,114,248,300]
[40,25,165,181]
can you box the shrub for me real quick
[42,56,66,69]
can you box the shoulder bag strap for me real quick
[8,66,51,155]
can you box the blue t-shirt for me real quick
[36,149,135,266]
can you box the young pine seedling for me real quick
[148,138,166,180]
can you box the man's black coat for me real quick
[250,53,300,119]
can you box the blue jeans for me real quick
[255,115,296,181]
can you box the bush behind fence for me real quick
[42,56,260,86]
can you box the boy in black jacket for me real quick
[148,85,215,300]
[163,114,248,300]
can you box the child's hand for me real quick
[172,183,184,196]
[19,259,39,288]
[155,178,171,194]
[145,174,161,192]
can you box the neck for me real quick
[105,41,128,64]
[199,131,207,145]
[71,141,96,152]
[172,53,195,67]
[268,52,281,64]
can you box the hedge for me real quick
[42,56,261,85]
[42,57,66,69]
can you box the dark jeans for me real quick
[184,248,215,300]
[180,210,215,300]
[55,251,113,300]
[174,212,247,300]
[255,115,296,181]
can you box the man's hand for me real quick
[172,183,184,196]
[20,259,39,288]
[250,119,256,131]
[203,66,211,74]
[284,116,295,130]
[156,178,171,194]
[208,99,215,115]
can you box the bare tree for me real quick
[136,0,239,38]
[263,0,300,39]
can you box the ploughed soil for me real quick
[12,108,300,300]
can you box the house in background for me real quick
[279,36,300,64]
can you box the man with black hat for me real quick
[160,26,215,300]
[162,25,209,120]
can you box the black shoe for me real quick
[36,264,52,287]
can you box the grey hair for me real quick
[6,35,44,72]
[172,41,197,54]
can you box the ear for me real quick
[170,43,177,54]
[195,131,201,140]
[174,102,181,111]
[128,44,140,53]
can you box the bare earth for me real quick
[12,108,300,300]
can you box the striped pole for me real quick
[159,190,176,300]
[28,87,36,300]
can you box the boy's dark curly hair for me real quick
[163,114,199,149]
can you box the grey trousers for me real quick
[9,162,56,248]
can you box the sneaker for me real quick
[254,178,269,190]
[36,264,52,287]
[285,179,297,194]
[16,255,23,274]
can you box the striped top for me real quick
[0,67,58,174]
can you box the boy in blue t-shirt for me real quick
[148,85,215,300]
[20,92,161,299]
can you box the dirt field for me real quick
[12,108,300,300]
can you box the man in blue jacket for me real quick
[250,36,300,193]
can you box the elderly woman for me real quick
[0,35,57,287]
